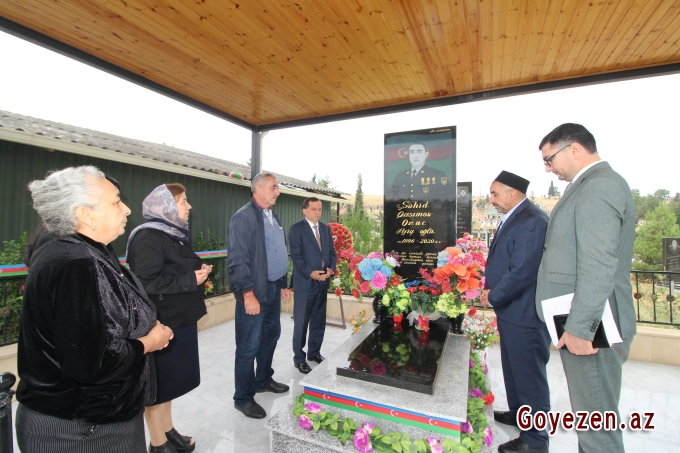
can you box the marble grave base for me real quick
[267,318,500,451]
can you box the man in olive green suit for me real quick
[536,124,636,453]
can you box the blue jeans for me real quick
[233,279,282,406]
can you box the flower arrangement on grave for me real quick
[328,223,363,297]
[352,252,402,299]
[419,233,487,320]
[293,349,494,453]
[384,283,410,320]
[464,309,500,351]
[405,281,443,331]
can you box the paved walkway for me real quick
[11,316,680,452]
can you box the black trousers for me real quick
[15,403,146,453]
[292,284,327,364]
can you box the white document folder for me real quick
[540,293,623,347]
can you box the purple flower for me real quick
[361,422,375,434]
[426,437,443,453]
[483,427,493,447]
[469,359,475,368]
[483,364,489,375]
[470,388,483,398]
[298,414,313,430]
[461,420,473,435]
[304,402,322,414]
[353,428,373,452]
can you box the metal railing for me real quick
[0,252,230,348]
[631,270,680,326]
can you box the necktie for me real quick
[412,169,417,178]
[313,224,324,268]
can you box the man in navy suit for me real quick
[289,197,337,374]
[480,171,550,453]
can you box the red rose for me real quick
[468,307,477,315]
[359,355,371,366]
[482,391,495,405]
[407,287,417,293]
[335,288,342,296]
[352,289,360,299]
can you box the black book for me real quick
[553,314,611,349]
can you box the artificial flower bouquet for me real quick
[405,281,443,330]
[351,252,402,299]
[419,233,487,319]
[463,308,500,350]
[328,223,362,297]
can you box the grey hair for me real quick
[251,172,277,192]
[28,166,106,236]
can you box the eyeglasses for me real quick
[543,143,572,167]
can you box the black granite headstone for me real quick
[456,182,472,239]
[384,127,457,279]
[664,238,680,278]
[336,319,449,394]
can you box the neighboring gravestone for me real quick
[456,182,472,239]
[664,238,680,288]
[384,127,457,279]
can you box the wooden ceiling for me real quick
[1,0,680,129]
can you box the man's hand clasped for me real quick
[310,268,333,282]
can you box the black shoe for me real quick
[498,438,547,453]
[234,401,266,419]
[256,380,289,393]
[165,427,195,453]
[149,441,178,453]
[308,355,325,364]
[295,361,312,374]
[494,410,518,426]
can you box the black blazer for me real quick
[128,228,207,330]
[485,200,548,328]
[289,220,336,293]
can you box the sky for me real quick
[1,30,679,197]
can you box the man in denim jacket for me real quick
[228,172,291,419]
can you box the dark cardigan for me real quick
[16,234,157,424]
[127,228,207,330]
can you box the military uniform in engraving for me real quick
[390,165,450,201]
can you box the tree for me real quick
[341,173,381,255]
[354,174,365,219]
[654,189,671,201]
[309,173,333,188]
[633,204,680,270]
[670,193,680,225]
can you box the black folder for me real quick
[553,314,611,349]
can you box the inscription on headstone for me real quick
[384,127,457,279]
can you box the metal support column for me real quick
[250,131,268,180]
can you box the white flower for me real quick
[333,277,341,286]
[385,256,397,267]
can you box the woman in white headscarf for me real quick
[127,183,210,453]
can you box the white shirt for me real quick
[305,218,322,238]
[500,197,528,228]
[570,160,605,185]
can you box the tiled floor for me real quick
[11,316,680,452]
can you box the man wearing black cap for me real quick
[481,171,550,453]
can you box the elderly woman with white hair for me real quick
[15,166,174,453]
